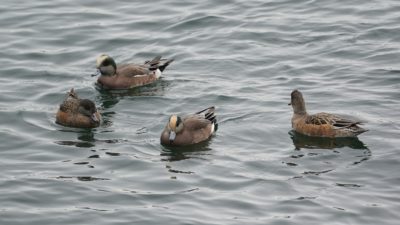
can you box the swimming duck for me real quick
[95,54,173,89]
[289,90,367,138]
[56,88,101,128]
[161,106,218,146]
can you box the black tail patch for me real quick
[145,56,174,72]
[196,106,218,132]
[159,58,174,72]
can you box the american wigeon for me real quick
[289,90,367,138]
[56,88,101,128]
[161,106,218,146]
[95,54,173,90]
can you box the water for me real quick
[1,0,400,224]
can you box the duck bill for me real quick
[169,131,176,144]
[91,113,99,123]
[91,69,101,77]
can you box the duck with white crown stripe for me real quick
[94,54,173,90]
[161,106,218,146]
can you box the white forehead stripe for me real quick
[169,115,177,129]
[96,54,108,67]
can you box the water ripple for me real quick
[1,0,400,224]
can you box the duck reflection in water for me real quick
[289,130,371,165]
[55,128,121,148]
[95,78,171,102]
[161,142,213,178]
[55,129,96,148]
[160,141,213,162]
[289,130,368,150]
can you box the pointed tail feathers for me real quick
[196,106,218,132]
[158,58,174,72]
[67,88,78,99]
[145,56,174,72]
[352,125,368,136]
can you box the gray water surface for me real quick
[1,0,400,224]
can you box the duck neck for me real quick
[294,102,307,115]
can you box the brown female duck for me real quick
[56,88,101,128]
[289,90,367,138]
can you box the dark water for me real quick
[1,0,400,224]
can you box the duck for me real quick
[95,54,173,90]
[161,106,218,146]
[289,89,368,138]
[56,88,101,128]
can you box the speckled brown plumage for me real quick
[290,90,367,138]
[56,88,101,128]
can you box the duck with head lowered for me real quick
[161,106,218,146]
[95,54,174,90]
[56,88,101,128]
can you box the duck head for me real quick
[289,89,307,115]
[96,54,117,76]
[167,115,183,144]
[78,99,101,124]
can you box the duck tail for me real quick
[146,56,174,72]
[352,125,368,136]
[197,106,218,132]
[67,88,78,98]
[158,58,174,72]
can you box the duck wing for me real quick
[306,112,363,128]
[117,64,150,77]
[144,56,174,72]
[183,107,217,131]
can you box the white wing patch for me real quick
[133,74,148,77]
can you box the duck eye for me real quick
[176,117,182,126]
[80,100,95,112]
[102,60,110,66]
